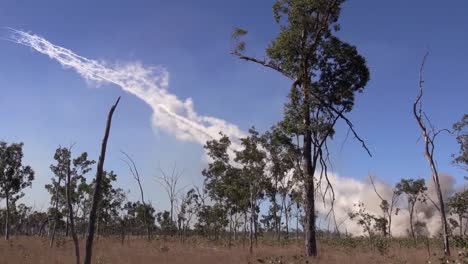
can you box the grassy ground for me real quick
[0,236,465,264]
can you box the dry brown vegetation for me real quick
[0,236,465,264]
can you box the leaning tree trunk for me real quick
[84,97,120,264]
[66,157,81,264]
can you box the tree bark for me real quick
[5,191,10,240]
[84,97,120,264]
[249,183,254,255]
[302,81,317,257]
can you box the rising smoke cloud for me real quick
[3,28,245,150]
[3,29,460,237]
[317,173,457,237]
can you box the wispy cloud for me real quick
[4,28,245,150]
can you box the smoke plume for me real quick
[317,173,457,237]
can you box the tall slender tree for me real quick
[453,114,467,171]
[395,178,427,242]
[413,53,451,256]
[0,142,35,240]
[235,128,267,254]
[232,0,370,256]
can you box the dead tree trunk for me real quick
[413,53,450,256]
[121,151,151,240]
[66,150,81,264]
[84,97,120,264]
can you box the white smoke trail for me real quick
[4,28,245,150]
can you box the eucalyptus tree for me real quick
[453,114,467,170]
[369,174,399,238]
[122,201,155,238]
[0,141,35,240]
[395,178,427,242]
[177,188,199,240]
[232,0,370,256]
[88,171,126,236]
[202,133,250,241]
[447,189,468,236]
[49,146,94,262]
[261,125,296,240]
[235,128,268,253]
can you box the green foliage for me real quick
[395,178,427,205]
[156,210,176,235]
[453,114,468,170]
[122,201,156,233]
[195,204,228,239]
[349,202,377,238]
[0,141,35,202]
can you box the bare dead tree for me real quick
[413,53,450,256]
[84,97,121,264]
[65,144,80,264]
[120,151,151,240]
[156,163,184,224]
[368,173,399,238]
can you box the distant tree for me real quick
[49,146,94,263]
[232,0,370,256]
[369,174,399,238]
[235,128,268,253]
[202,133,249,243]
[0,141,35,240]
[156,210,176,236]
[122,201,155,238]
[88,171,126,236]
[156,163,184,225]
[349,202,376,239]
[447,189,468,236]
[120,151,151,240]
[261,125,296,240]
[195,204,228,240]
[177,188,198,240]
[395,178,427,242]
[453,114,467,171]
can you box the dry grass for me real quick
[0,236,462,264]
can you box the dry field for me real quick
[0,236,464,264]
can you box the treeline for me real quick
[0,114,466,250]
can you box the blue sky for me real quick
[0,0,467,210]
